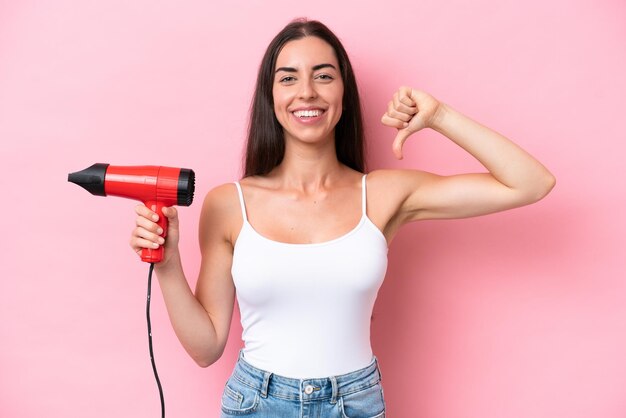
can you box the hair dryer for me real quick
[68,163,195,263]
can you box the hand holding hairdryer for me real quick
[68,163,195,263]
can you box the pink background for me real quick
[1,1,625,417]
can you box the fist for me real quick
[381,87,441,159]
[129,204,180,263]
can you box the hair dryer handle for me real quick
[141,201,168,263]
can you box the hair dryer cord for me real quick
[147,262,165,418]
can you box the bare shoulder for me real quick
[199,182,243,247]
[200,182,241,215]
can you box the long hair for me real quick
[243,19,365,177]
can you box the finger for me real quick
[387,112,412,124]
[161,206,178,220]
[392,129,413,160]
[131,236,162,251]
[407,88,429,105]
[162,207,179,234]
[381,113,408,129]
[409,113,428,132]
[386,102,414,122]
[397,86,416,107]
[392,95,417,115]
[135,204,159,222]
[134,226,165,245]
[135,216,164,235]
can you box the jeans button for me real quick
[304,384,314,395]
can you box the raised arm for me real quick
[376,87,555,226]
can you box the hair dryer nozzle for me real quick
[68,163,109,196]
[177,169,195,206]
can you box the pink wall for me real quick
[1,1,625,417]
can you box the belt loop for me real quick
[329,376,338,404]
[375,357,383,381]
[260,371,272,398]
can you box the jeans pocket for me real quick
[339,381,386,418]
[220,377,261,416]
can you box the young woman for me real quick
[130,19,555,418]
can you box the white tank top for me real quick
[231,174,388,378]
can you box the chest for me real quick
[245,189,363,244]
[231,221,389,308]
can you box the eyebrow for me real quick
[275,63,337,73]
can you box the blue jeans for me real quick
[220,350,386,417]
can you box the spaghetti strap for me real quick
[361,174,367,216]
[233,182,248,222]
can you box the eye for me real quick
[279,75,296,84]
[315,74,334,82]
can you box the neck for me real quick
[270,136,344,192]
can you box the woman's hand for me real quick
[381,87,442,159]
[130,205,180,265]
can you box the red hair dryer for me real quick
[68,163,195,263]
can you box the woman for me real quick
[131,19,555,417]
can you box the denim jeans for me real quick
[220,350,386,417]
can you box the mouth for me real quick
[292,109,326,119]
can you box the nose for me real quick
[298,77,317,100]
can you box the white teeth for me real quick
[293,109,323,118]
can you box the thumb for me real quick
[392,128,413,160]
[162,206,179,224]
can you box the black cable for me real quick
[147,262,165,418]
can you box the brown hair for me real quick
[243,18,365,177]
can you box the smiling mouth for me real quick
[292,109,325,118]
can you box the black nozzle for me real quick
[68,163,109,196]
[177,168,195,206]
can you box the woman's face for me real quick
[272,36,344,146]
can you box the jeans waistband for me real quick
[229,350,383,403]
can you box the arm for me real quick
[130,184,237,367]
[378,87,556,224]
